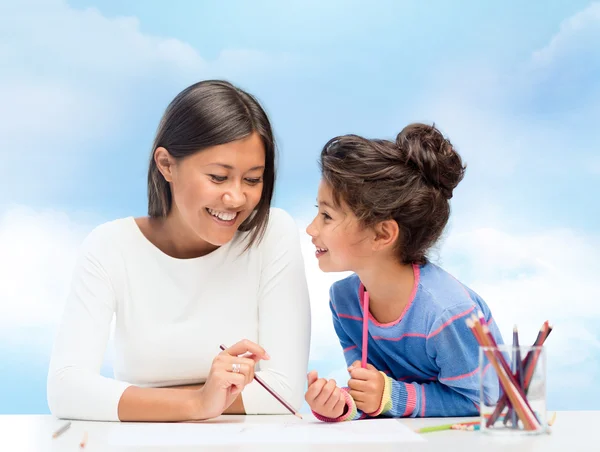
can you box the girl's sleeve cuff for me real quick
[366,372,393,417]
[312,387,361,422]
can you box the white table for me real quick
[0,411,593,451]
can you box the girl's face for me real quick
[157,132,266,248]
[306,180,374,273]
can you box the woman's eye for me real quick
[322,212,332,220]
[245,178,262,185]
[209,175,227,182]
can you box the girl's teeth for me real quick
[208,208,237,221]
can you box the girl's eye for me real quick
[245,178,262,185]
[209,175,227,182]
[315,205,332,221]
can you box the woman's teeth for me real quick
[207,208,237,221]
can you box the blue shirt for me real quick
[317,262,504,421]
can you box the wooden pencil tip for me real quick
[294,413,303,419]
[79,431,88,449]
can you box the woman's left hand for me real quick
[347,361,385,414]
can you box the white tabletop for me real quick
[0,411,593,452]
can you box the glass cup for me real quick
[479,345,548,435]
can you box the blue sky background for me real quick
[1,0,599,415]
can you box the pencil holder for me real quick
[478,345,548,435]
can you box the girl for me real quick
[47,80,311,422]
[305,123,503,421]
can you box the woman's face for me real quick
[157,132,266,248]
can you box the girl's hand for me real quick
[305,370,347,419]
[347,361,385,414]
[194,339,270,420]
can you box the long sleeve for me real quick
[330,296,362,366]
[374,303,502,418]
[241,209,312,414]
[315,299,502,421]
[47,228,132,421]
[312,295,363,422]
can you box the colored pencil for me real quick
[79,431,88,449]
[52,421,71,438]
[468,317,540,430]
[361,290,370,368]
[487,321,552,426]
[474,316,538,421]
[452,423,481,431]
[219,344,302,419]
[417,421,480,433]
[505,325,523,428]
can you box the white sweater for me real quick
[47,207,311,421]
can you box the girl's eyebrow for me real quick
[316,198,334,209]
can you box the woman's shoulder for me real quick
[78,217,136,257]
[234,207,303,262]
[266,207,297,230]
[252,207,300,246]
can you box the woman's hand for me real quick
[193,339,270,420]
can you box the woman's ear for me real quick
[372,219,399,251]
[154,147,175,182]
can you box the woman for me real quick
[47,80,311,422]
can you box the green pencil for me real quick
[417,421,480,433]
[416,423,455,433]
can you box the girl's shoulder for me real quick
[329,273,361,310]
[418,262,487,313]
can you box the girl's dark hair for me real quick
[148,80,276,249]
[320,123,466,264]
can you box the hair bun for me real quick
[395,123,465,199]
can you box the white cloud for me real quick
[0,0,206,163]
[440,224,600,348]
[0,206,96,355]
[0,0,299,199]
[531,2,600,68]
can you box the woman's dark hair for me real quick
[320,123,466,264]
[148,80,276,249]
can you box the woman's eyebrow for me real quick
[206,163,265,171]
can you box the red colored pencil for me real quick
[486,322,551,427]
[219,344,302,419]
[468,318,540,430]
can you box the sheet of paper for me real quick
[108,418,425,446]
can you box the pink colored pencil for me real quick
[362,290,370,368]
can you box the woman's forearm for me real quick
[117,385,201,421]
[165,383,247,414]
